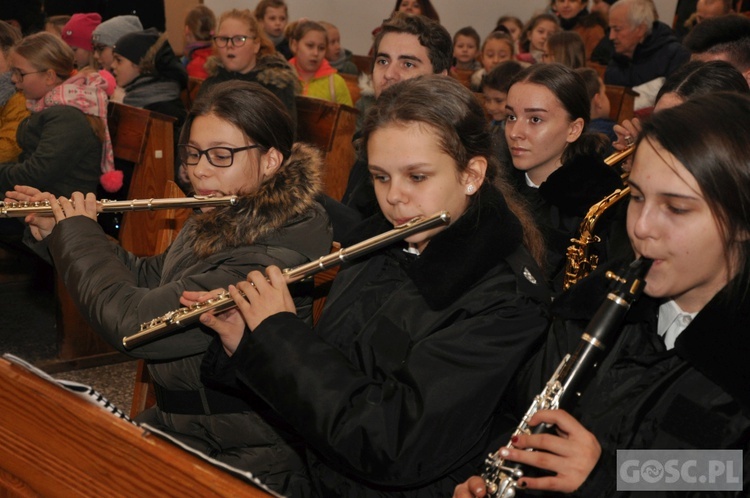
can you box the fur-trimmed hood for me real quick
[187,142,324,258]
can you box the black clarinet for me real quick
[482,257,653,497]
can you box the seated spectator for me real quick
[496,15,524,54]
[44,15,70,37]
[683,14,750,85]
[61,13,101,70]
[111,28,187,190]
[544,30,587,67]
[254,0,291,59]
[605,0,690,100]
[519,13,561,63]
[287,20,352,106]
[482,60,525,174]
[576,66,617,145]
[0,21,28,163]
[182,5,216,80]
[341,12,452,219]
[320,21,358,75]
[92,15,143,73]
[471,31,515,90]
[553,0,608,60]
[2,33,115,237]
[91,15,143,103]
[453,26,482,72]
[199,9,298,122]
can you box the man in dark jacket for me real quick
[604,0,689,87]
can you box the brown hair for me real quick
[11,31,74,80]
[185,5,216,42]
[546,31,586,68]
[0,20,21,54]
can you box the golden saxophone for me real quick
[562,146,635,291]
[482,257,652,497]
[122,211,451,350]
[0,195,238,218]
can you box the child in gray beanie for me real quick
[92,15,143,72]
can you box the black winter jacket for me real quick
[29,143,332,496]
[604,21,690,87]
[506,260,750,496]
[203,185,551,497]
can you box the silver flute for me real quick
[123,211,451,350]
[482,257,652,497]
[0,195,239,218]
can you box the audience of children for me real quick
[519,12,560,63]
[287,20,353,106]
[320,21,358,75]
[60,12,100,70]
[254,0,291,60]
[544,30,587,68]
[471,30,516,90]
[182,5,216,80]
[452,26,481,71]
[0,21,28,163]
[91,15,143,73]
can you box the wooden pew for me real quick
[46,103,177,372]
[295,96,358,201]
[340,73,362,104]
[0,356,273,498]
[350,54,373,75]
[606,85,639,124]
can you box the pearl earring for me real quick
[466,184,475,194]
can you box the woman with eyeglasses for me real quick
[198,8,298,123]
[11,81,332,495]
[1,31,115,239]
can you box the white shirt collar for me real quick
[657,300,698,350]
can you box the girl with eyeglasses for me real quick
[1,32,116,240]
[198,9,298,123]
[10,81,332,496]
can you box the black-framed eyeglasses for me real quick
[178,144,260,168]
[11,68,47,81]
[212,35,251,48]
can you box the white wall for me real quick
[204,0,678,56]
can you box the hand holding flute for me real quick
[4,186,97,241]
[181,265,296,356]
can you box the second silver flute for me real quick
[0,195,239,218]
[123,211,451,350]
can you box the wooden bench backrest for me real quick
[350,54,373,75]
[0,357,272,497]
[109,103,177,257]
[605,85,639,124]
[295,96,358,201]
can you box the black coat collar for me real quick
[346,186,526,310]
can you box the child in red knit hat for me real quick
[61,13,101,70]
